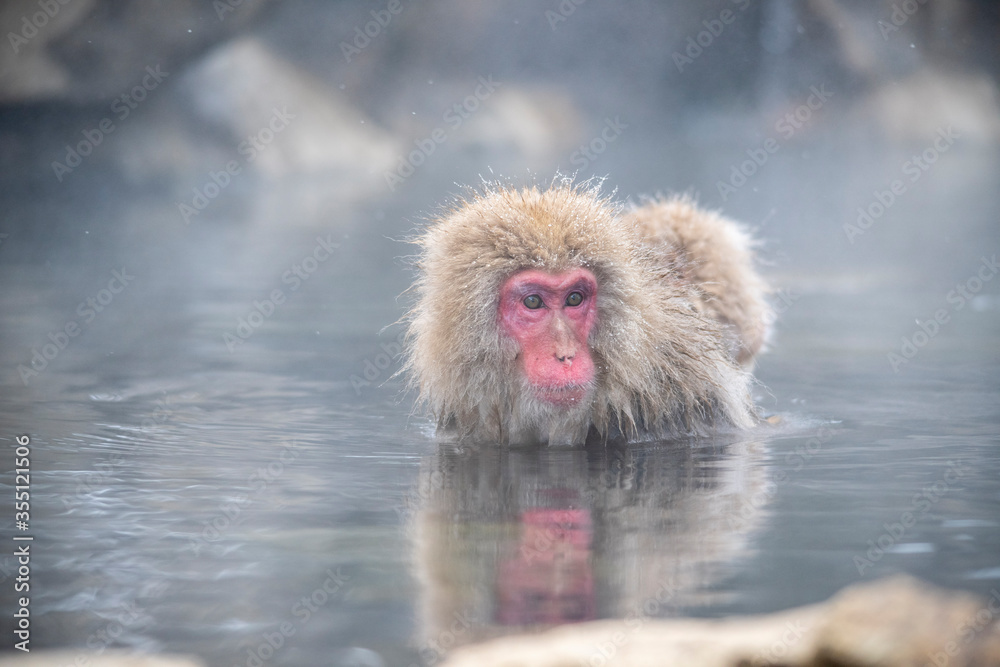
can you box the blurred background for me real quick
[1,1,999,666]
[1,0,998,283]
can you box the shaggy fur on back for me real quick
[626,196,773,365]
[404,180,770,445]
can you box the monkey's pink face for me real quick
[498,268,598,406]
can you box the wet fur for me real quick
[403,180,772,445]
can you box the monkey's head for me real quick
[405,181,755,445]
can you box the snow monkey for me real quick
[404,180,772,446]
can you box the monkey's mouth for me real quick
[532,384,591,407]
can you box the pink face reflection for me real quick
[495,507,596,625]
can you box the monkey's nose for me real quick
[556,353,575,363]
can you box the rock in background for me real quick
[0,0,998,277]
[0,0,268,104]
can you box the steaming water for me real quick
[1,243,998,666]
[2,0,999,662]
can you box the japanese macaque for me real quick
[404,180,771,445]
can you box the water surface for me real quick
[2,251,998,666]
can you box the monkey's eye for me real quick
[565,291,584,307]
[523,295,543,309]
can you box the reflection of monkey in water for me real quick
[496,506,595,626]
[405,180,772,445]
[412,439,768,653]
